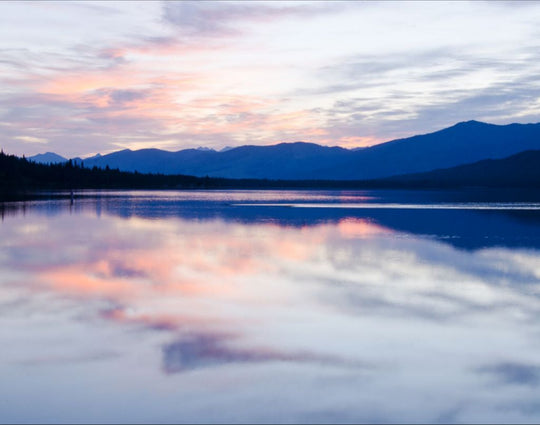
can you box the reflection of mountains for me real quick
[5,195,540,250]
[93,197,540,251]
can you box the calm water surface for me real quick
[2,189,540,423]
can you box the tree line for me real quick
[0,151,376,199]
[3,149,539,201]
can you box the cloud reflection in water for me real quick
[1,193,540,423]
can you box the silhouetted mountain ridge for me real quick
[323,120,540,180]
[381,149,540,188]
[30,120,540,180]
[28,152,67,164]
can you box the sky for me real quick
[2,1,540,158]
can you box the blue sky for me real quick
[2,1,540,157]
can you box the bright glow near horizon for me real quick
[2,1,540,157]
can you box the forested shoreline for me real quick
[0,151,378,200]
[3,150,540,201]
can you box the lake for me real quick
[2,189,540,423]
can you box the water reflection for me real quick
[4,189,540,250]
[1,190,540,423]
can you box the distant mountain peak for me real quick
[28,152,67,164]
[453,119,488,127]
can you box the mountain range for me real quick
[29,120,540,180]
[380,149,540,188]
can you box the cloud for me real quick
[14,135,47,144]
[477,362,540,386]
[162,333,364,373]
[15,351,121,366]
[162,1,344,38]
